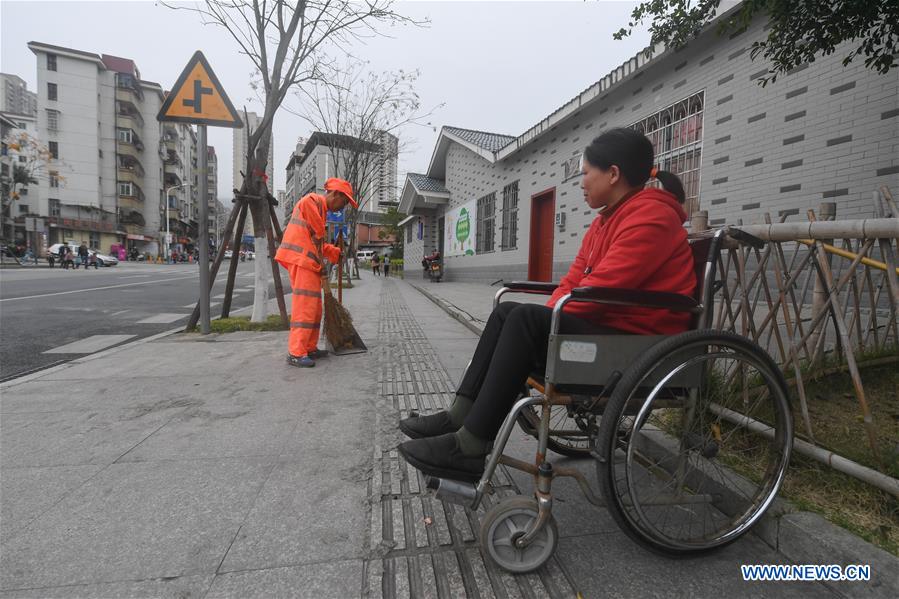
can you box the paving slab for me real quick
[206,559,363,598]
[0,458,275,589]
[0,574,213,598]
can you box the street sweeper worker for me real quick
[276,177,357,368]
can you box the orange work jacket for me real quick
[275,193,341,272]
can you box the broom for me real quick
[321,233,366,353]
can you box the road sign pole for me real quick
[198,124,210,334]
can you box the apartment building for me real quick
[375,130,399,211]
[0,73,37,116]
[28,42,197,256]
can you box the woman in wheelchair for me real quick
[399,128,696,482]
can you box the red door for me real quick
[528,189,555,281]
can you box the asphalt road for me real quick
[0,260,287,381]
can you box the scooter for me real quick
[426,259,443,283]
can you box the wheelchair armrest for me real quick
[569,286,701,313]
[504,280,559,294]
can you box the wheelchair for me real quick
[424,227,794,573]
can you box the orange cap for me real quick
[324,178,357,208]
[650,167,659,178]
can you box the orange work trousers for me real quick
[288,264,323,357]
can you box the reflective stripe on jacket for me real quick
[275,193,341,272]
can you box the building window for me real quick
[476,192,496,253]
[501,181,519,251]
[406,223,413,243]
[119,181,134,197]
[117,128,132,143]
[47,82,57,101]
[48,141,58,159]
[46,109,59,131]
[19,187,28,195]
[89,232,100,248]
[49,171,60,188]
[631,91,704,216]
[18,155,26,163]
[50,199,61,217]
[47,54,57,71]
[19,204,29,213]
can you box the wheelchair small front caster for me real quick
[479,496,558,573]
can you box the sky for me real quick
[0,0,652,201]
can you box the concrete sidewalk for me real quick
[0,272,893,598]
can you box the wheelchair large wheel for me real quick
[479,496,559,573]
[595,330,792,555]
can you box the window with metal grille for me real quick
[50,199,60,217]
[631,91,704,216]
[49,171,59,188]
[47,82,57,101]
[476,192,496,253]
[501,181,519,250]
[47,54,57,71]
[46,109,59,131]
[48,141,58,159]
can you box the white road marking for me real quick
[212,294,225,299]
[135,313,189,324]
[110,310,131,316]
[120,275,151,279]
[0,274,198,303]
[181,302,220,309]
[43,334,137,354]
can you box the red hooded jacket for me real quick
[546,187,695,335]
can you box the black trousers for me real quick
[457,301,621,440]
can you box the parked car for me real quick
[48,244,119,267]
[224,249,233,259]
[356,250,375,261]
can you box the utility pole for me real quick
[198,125,210,334]
[164,183,184,263]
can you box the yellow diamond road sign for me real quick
[158,51,243,128]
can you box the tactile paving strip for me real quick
[364,281,576,598]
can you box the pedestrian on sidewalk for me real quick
[383,256,391,278]
[63,248,75,270]
[372,253,381,276]
[77,243,89,271]
[276,177,357,368]
[398,128,697,482]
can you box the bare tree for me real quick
[1,131,57,243]
[290,60,440,275]
[165,0,420,323]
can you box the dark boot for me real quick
[399,411,458,439]
[398,432,487,483]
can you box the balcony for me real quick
[118,182,145,209]
[118,157,145,183]
[164,171,182,187]
[115,73,144,102]
[164,148,182,169]
[116,111,144,131]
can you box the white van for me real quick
[356,250,375,261]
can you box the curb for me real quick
[407,280,899,585]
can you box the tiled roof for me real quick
[408,173,448,194]
[444,126,515,152]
